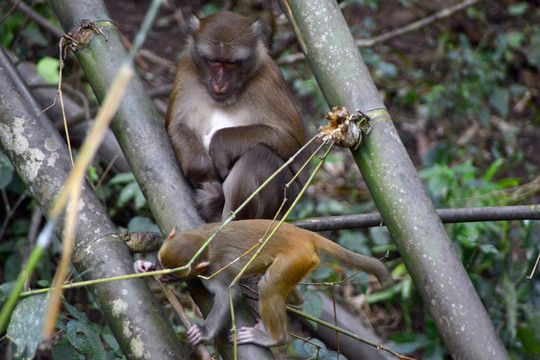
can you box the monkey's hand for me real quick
[208,140,234,179]
[134,260,155,273]
[187,324,207,347]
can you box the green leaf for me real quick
[298,290,324,328]
[87,166,99,183]
[36,57,60,84]
[316,199,349,215]
[127,215,160,233]
[292,338,318,358]
[496,177,520,188]
[64,302,89,323]
[109,172,135,185]
[101,325,120,354]
[374,61,398,78]
[338,231,370,255]
[292,338,341,360]
[293,338,321,358]
[366,285,396,304]
[517,326,540,355]
[508,3,529,16]
[478,244,498,254]
[116,181,139,207]
[489,87,510,118]
[200,3,221,16]
[52,338,84,360]
[0,152,14,190]
[423,343,447,360]
[66,319,106,359]
[0,282,16,304]
[310,265,335,280]
[507,31,525,48]
[7,293,49,360]
[483,158,504,181]
[369,226,391,246]
[22,26,48,47]
[386,332,431,354]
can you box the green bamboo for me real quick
[280,1,510,359]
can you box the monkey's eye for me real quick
[206,58,239,68]
[200,56,219,65]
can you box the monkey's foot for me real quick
[229,323,287,347]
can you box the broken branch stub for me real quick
[318,106,371,150]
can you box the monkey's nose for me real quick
[212,83,228,94]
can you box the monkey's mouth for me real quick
[211,90,231,100]
[210,91,234,102]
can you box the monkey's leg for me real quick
[236,249,320,346]
[221,144,294,220]
[189,282,244,345]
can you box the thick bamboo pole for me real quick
[0,46,186,359]
[45,1,273,358]
[280,1,510,359]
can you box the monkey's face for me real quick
[193,44,257,103]
[191,12,260,103]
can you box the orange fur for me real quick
[156,220,393,347]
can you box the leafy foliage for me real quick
[52,302,123,360]
[388,157,540,359]
[6,294,48,360]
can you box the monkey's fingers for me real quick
[133,259,155,273]
[187,324,204,346]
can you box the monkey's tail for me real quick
[195,180,225,222]
[313,234,393,288]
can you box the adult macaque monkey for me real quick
[165,11,307,222]
[135,220,393,347]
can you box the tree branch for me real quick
[294,205,540,231]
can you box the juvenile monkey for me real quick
[135,220,393,347]
[165,12,307,222]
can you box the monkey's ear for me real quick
[187,15,200,34]
[166,227,177,241]
[194,261,210,274]
[251,20,263,37]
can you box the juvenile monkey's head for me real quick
[188,11,265,104]
[157,232,210,280]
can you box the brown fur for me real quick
[165,12,307,222]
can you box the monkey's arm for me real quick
[209,125,299,178]
[188,281,244,346]
[168,124,220,186]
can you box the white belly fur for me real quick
[203,110,237,151]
